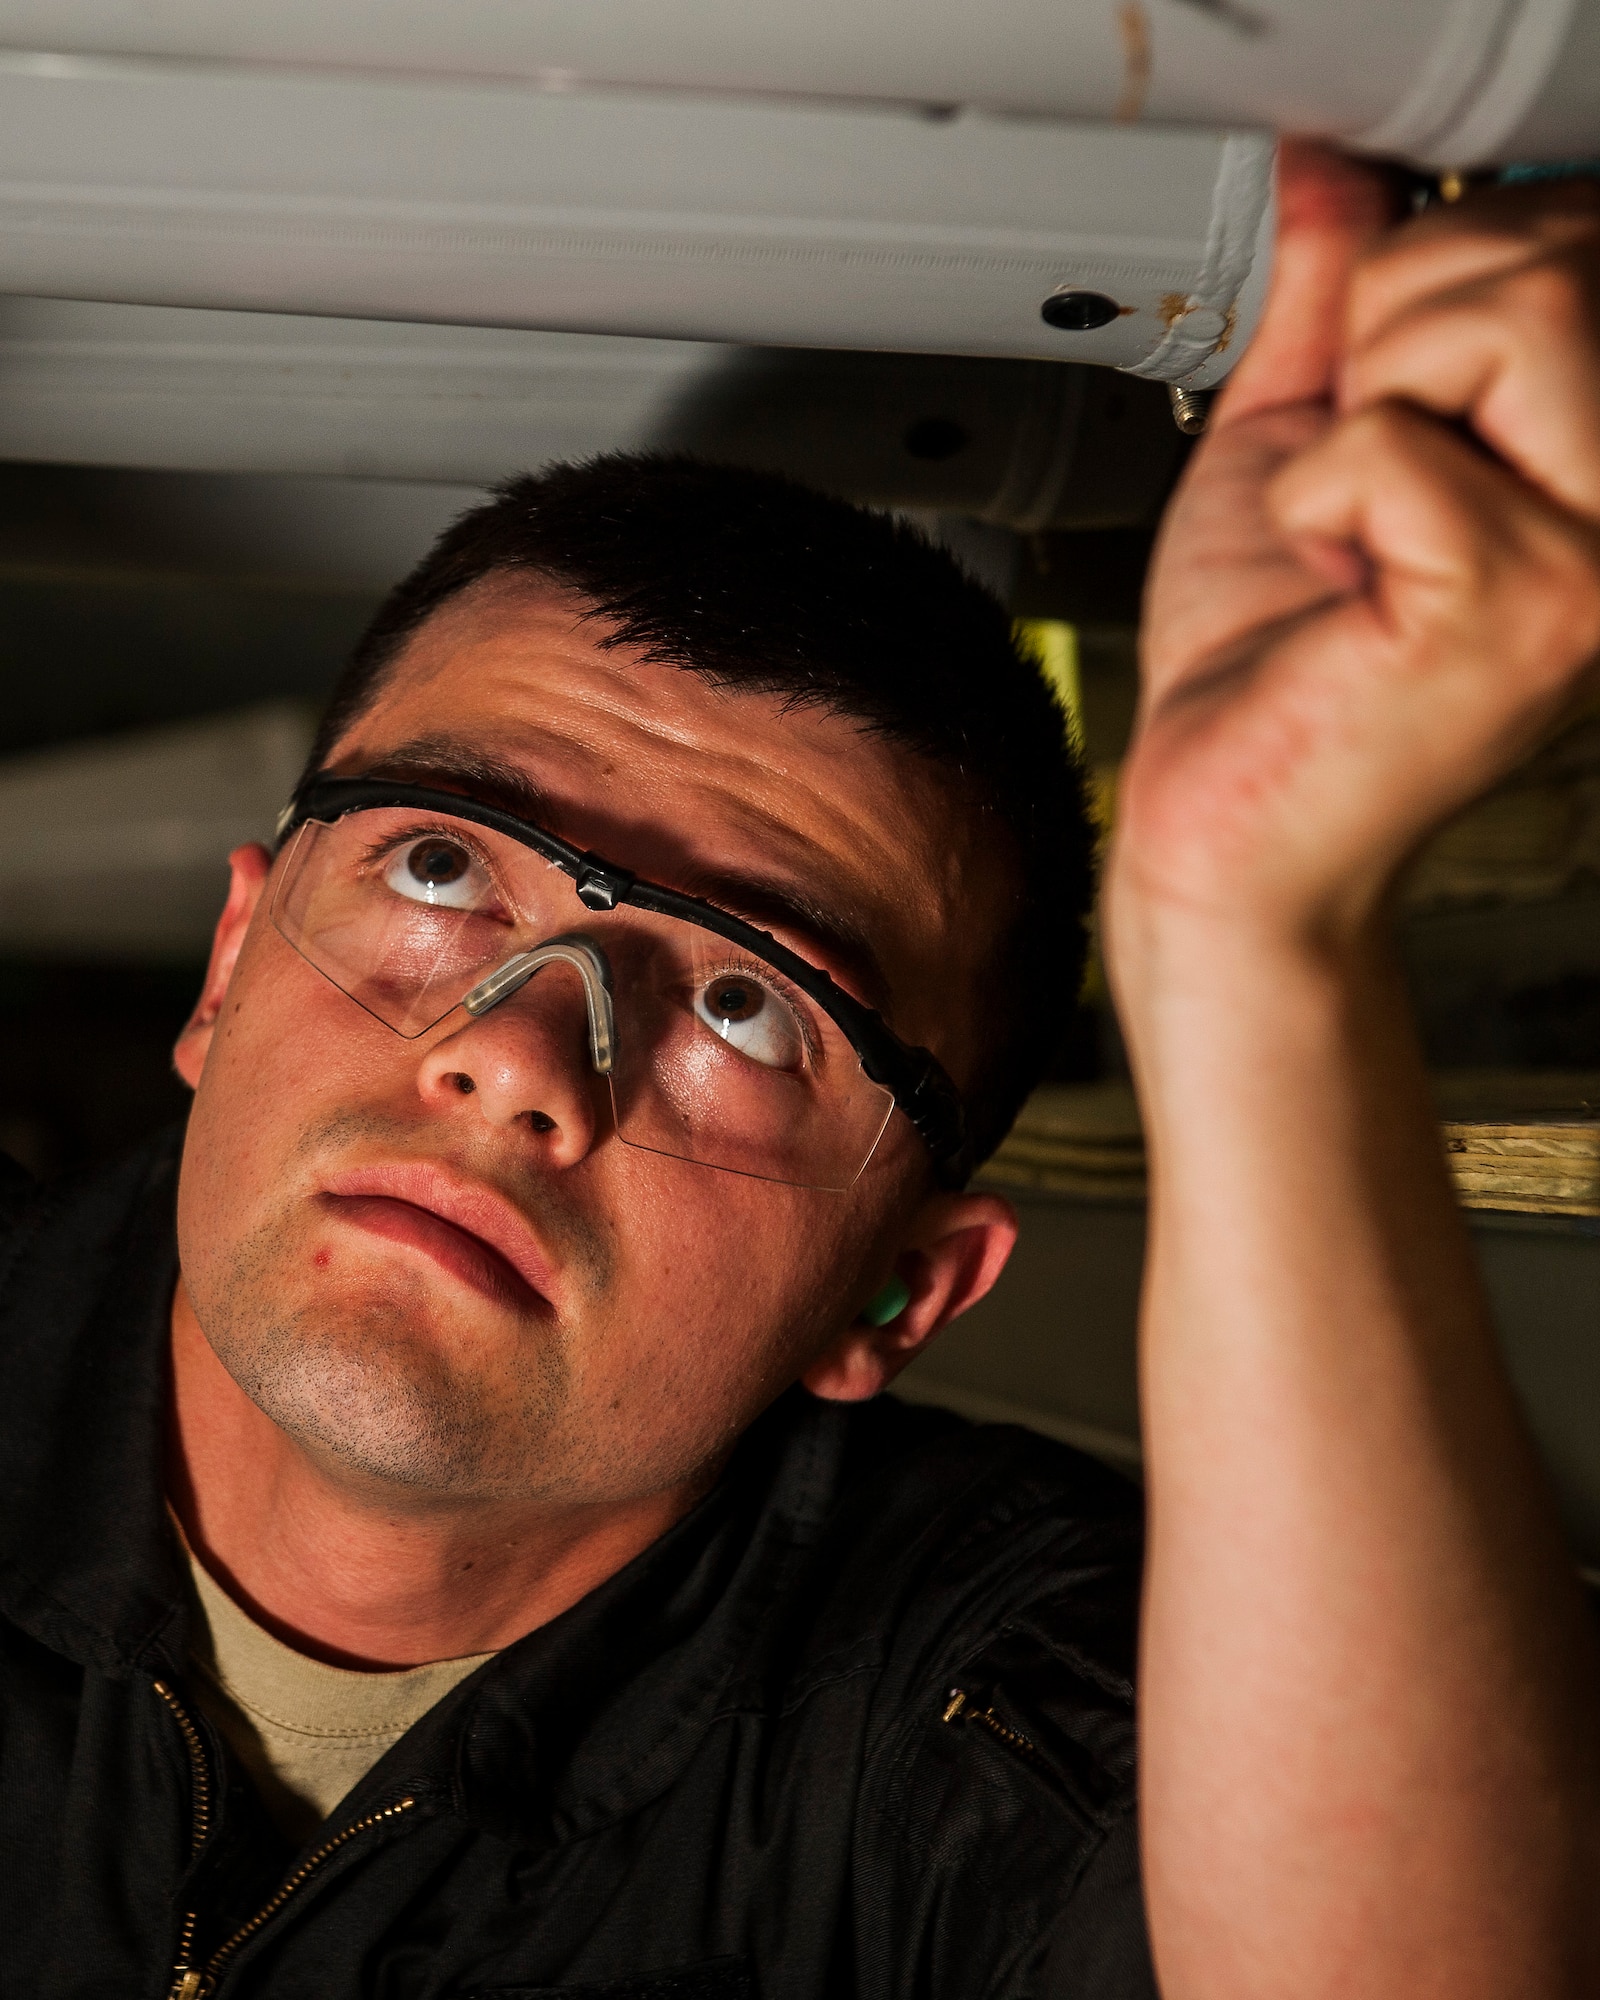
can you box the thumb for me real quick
[1218,140,1398,426]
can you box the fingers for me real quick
[1215,141,1396,427]
[1270,401,1600,726]
[1142,402,1342,699]
[1340,182,1600,520]
[1345,179,1600,348]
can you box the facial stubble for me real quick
[187,1114,613,1503]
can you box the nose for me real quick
[416,961,605,1166]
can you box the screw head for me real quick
[1040,290,1121,332]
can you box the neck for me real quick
[167,1282,704,1670]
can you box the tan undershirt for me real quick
[176,1526,495,1843]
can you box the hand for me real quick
[1111,158,1600,2000]
[1111,146,1600,951]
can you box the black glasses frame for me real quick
[277,773,972,1185]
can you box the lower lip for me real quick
[318,1193,545,1312]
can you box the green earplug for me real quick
[860,1274,911,1327]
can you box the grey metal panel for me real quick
[0,705,312,960]
[0,56,1271,377]
[1474,1219,1600,1558]
[0,2,1444,128]
[1503,0,1600,153]
[0,300,1187,521]
[0,302,722,482]
[1,0,1594,161]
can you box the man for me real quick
[1,145,1598,2000]
[7,444,1143,2000]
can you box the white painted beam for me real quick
[2,1,1595,164]
[0,53,1272,382]
[0,705,311,959]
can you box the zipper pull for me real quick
[171,1973,205,2000]
[939,1684,1045,1765]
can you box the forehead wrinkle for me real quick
[356,695,953,939]
[343,614,992,1062]
[341,730,900,1013]
[355,611,948,891]
[344,723,875,902]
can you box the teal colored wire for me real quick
[1497,160,1600,184]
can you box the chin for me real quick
[204,1272,571,1502]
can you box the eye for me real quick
[383,835,490,910]
[693,973,807,1071]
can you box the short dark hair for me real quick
[305,454,1094,1168]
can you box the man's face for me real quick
[175,577,1015,1512]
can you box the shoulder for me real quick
[0,1127,182,1342]
[777,1392,1143,1789]
[820,1393,1143,1656]
[805,1397,1151,1999]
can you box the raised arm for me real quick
[1111,147,1600,1999]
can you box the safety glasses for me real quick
[273,775,969,1191]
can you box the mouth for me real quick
[318,1163,557,1314]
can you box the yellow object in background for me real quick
[1013,615,1116,836]
[1015,618,1082,752]
[1015,617,1110,1006]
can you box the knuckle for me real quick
[1501,257,1593,341]
[1344,400,1418,457]
[1516,532,1600,669]
[1344,252,1425,341]
[1350,237,1600,377]
[1558,539,1600,649]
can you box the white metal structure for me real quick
[0,55,1273,385]
[0,4,1593,398]
[7,0,1598,164]
[0,300,1186,524]
[0,705,311,959]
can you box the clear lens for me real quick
[273,813,537,1037]
[273,811,894,1190]
[607,926,894,1189]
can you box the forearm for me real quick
[1114,897,1600,1999]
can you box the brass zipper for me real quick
[153,1680,212,2000]
[941,1686,1047,1766]
[154,1681,213,1857]
[169,1924,203,2000]
[153,1675,417,1999]
[192,1796,417,1996]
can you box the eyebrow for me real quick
[355,739,555,822]
[350,738,895,1012]
[669,865,892,1013]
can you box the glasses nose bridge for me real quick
[461,936,616,1075]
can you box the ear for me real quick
[801,1190,1019,1403]
[173,844,273,1089]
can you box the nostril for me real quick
[450,1073,475,1096]
[526,1111,556,1134]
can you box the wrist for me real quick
[1104,872,1391,1003]
[1101,779,1406,996]
[1103,879,1406,1081]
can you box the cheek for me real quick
[178,942,388,1252]
[588,1161,882,1430]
